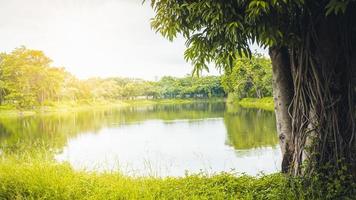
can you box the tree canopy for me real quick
[149,0,356,73]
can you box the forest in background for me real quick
[0,47,272,109]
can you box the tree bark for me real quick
[288,15,356,178]
[269,46,295,173]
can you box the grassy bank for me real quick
[229,97,274,111]
[0,98,223,118]
[0,159,295,200]
[2,159,354,199]
[2,159,351,200]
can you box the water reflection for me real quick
[224,108,278,149]
[0,102,281,176]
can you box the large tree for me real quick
[0,47,65,107]
[148,0,356,180]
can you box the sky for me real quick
[0,0,266,80]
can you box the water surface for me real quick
[0,102,281,176]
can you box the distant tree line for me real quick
[0,47,229,108]
[0,47,272,108]
[84,75,226,101]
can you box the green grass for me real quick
[235,97,274,111]
[1,152,355,200]
[2,159,354,199]
[0,159,296,200]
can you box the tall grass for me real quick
[1,152,355,199]
[0,158,296,200]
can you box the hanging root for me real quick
[288,14,356,178]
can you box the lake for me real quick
[0,102,281,177]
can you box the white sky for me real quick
[0,0,266,80]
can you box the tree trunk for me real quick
[267,14,356,180]
[269,46,295,173]
[288,15,356,178]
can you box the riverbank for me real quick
[232,97,274,111]
[0,98,224,118]
[0,97,274,119]
[0,159,294,200]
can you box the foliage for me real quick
[221,54,272,99]
[0,47,227,109]
[0,46,274,110]
[158,75,225,99]
[149,0,355,73]
[0,47,66,108]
